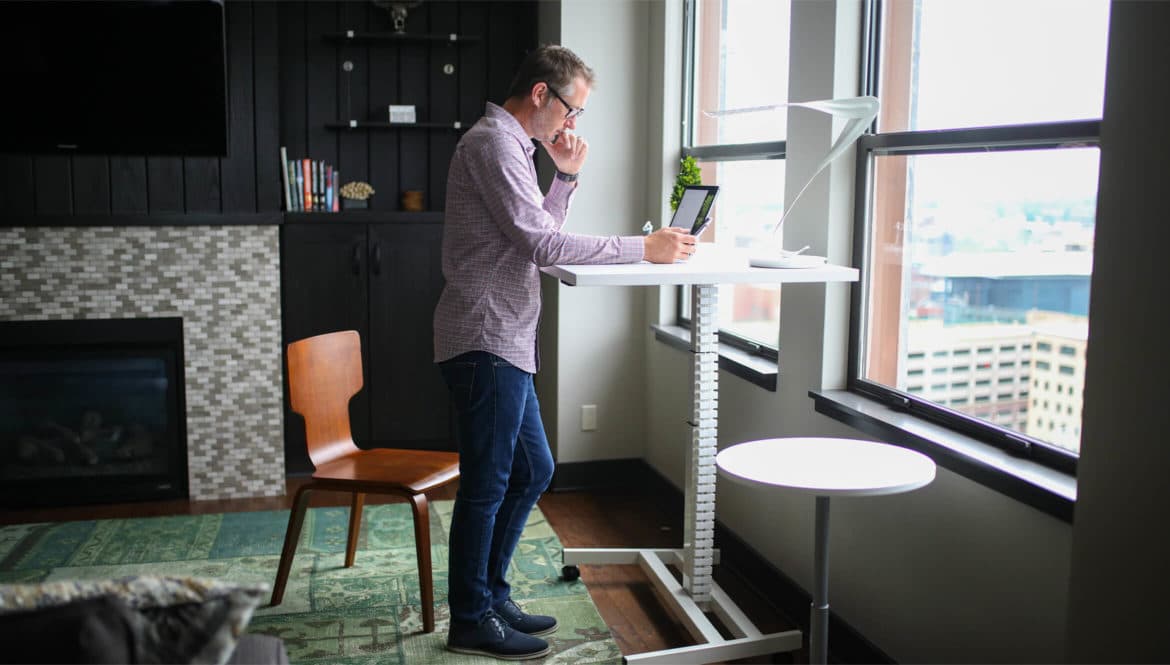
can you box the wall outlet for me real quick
[581,404,597,431]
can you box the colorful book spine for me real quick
[325,165,333,212]
[294,161,304,212]
[280,146,292,211]
[331,170,339,211]
[302,158,312,211]
[287,161,298,211]
[315,161,323,211]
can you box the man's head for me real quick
[505,45,595,143]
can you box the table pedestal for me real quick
[561,284,801,664]
[811,496,831,665]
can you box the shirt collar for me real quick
[484,102,535,157]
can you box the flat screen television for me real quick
[0,1,228,156]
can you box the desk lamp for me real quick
[704,96,880,268]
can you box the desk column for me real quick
[683,283,719,604]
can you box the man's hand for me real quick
[541,130,588,175]
[644,227,697,264]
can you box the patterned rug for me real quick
[0,501,621,664]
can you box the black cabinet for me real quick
[281,218,451,473]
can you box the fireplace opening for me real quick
[0,318,187,509]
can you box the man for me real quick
[434,45,694,660]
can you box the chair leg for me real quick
[271,484,313,606]
[345,492,365,568]
[409,493,434,633]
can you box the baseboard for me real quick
[554,457,895,664]
[549,458,661,493]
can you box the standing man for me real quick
[434,45,694,660]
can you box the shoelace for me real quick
[484,611,508,641]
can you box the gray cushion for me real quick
[225,634,289,665]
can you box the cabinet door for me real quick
[280,223,371,472]
[367,222,453,451]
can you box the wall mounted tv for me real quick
[0,1,228,156]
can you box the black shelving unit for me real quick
[325,121,465,131]
[323,31,481,44]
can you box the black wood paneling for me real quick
[398,6,429,210]
[0,157,34,214]
[0,1,539,218]
[147,158,184,213]
[305,1,339,202]
[253,1,282,212]
[279,1,308,164]
[429,3,459,210]
[184,157,221,213]
[366,5,400,213]
[222,1,256,213]
[34,157,71,215]
[336,2,370,191]
[110,157,148,214]
[71,156,110,215]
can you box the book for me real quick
[287,161,299,211]
[294,161,304,212]
[280,146,292,211]
[302,158,312,211]
[315,161,323,211]
[331,170,340,212]
[325,165,333,212]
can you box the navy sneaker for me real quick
[494,598,558,636]
[446,610,551,661]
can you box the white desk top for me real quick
[716,437,936,497]
[541,246,859,287]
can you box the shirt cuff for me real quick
[547,175,577,209]
[619,235,645,262]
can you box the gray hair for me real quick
[505,45,596,100]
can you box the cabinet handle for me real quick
[372,242,382,275]
[351,244,361,275]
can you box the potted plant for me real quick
[340,181,375,209]
[670,155,702,212]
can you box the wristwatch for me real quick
[555,170,579,183]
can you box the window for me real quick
[1060,345,1077,356]
[679,0,791,357]
[850,0,1107,470]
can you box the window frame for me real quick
[676,0,787,363]
[846,0,1102,476]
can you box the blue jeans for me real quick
[438,351,555,625]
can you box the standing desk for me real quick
[541,248,858,663]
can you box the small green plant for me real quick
[670,155,702,212]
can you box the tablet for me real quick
[669,185,719,236]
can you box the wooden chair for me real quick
[272,330,459,634]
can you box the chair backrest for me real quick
[286,330,363,468]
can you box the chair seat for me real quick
[312,448,459,493]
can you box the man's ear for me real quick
[530,81,547,107]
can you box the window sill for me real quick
[652,324,777,391]
[810,389,1075,522]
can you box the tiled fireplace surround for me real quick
[0,226,285,500]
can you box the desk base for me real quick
[563,547,803,664]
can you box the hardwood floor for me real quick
[0,479,800,663]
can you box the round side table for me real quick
[716,437,936,664]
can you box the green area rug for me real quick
[0,501,621,664]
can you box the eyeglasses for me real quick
[545,84,585,120]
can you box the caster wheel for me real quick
[561,565,580,582]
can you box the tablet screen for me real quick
[669,185,719,235]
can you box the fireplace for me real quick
[0,318,188,508]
